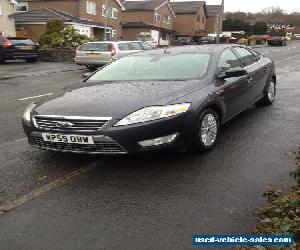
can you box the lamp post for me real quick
[216,0,224,44]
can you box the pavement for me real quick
[0,60,84,80]
[0,43,300,250]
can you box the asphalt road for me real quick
[0,43,299,250]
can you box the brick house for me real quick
[121,0,175,46]
[206,5,222,34]
[0,0,16,36]
[16,0,125,40]
[12,8,115,42]
[170,1,207,40]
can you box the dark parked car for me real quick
[174,36,193,46]
[22,45,276,155]
[0,37,39,63]
[199,36,215,44]
[268,36,287,46]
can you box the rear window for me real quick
[79,43,111,52]
[8,38,35,45]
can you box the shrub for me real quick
[39,19,94,47]
[236,147,300,250]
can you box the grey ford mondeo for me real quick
[22,45,276,154]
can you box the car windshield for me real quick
[88,53,211,81]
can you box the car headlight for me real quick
[23,103,36,123]
[114,103,191,126]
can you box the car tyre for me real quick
[258,80,276,105]
[190,108,220,152]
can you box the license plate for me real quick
[86,53,101,57]
[42,133,94,144]
[18,46,33,50]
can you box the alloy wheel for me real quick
[267,81,276,102]
[200,114,218,147]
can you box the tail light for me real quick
[2,39,12,48]
[111,44,116,57]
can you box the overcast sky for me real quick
[171,0,300,13]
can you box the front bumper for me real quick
[23,113,196,155]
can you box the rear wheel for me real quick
[25,58,38,63]
[190,108,220,152]
[258,80,276,105]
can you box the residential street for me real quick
[0,43,300,250]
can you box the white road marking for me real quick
[18,93,53,101]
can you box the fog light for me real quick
[138,133,178,147]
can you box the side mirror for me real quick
[224,67,248,78]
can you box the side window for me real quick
[218,48,244,73]
[140,43,152,50]
[129,42,143,50]
[118,43,131,51]
[233,47,258,67]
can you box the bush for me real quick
[39,18,94,47]
[236,147,300,250]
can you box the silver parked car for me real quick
[75,41,153,69]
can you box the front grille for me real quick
[31,136,126,154]
[33,115,111,132]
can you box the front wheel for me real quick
[258,80,276,105]
[190,108,220,152]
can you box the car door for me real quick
[232,47,267,104]
[215,48,250,120]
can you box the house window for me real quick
[163,15,171,24]
[216,18,219,24]
[105,29,112,40]
[154,12,161,22]
[14,2,28,12]
[112,8,118,19]
[107,6,112,17]
[102,5,117,18]
[102,5,107,16]
[112,30,116,38]
[86,1,96,15]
